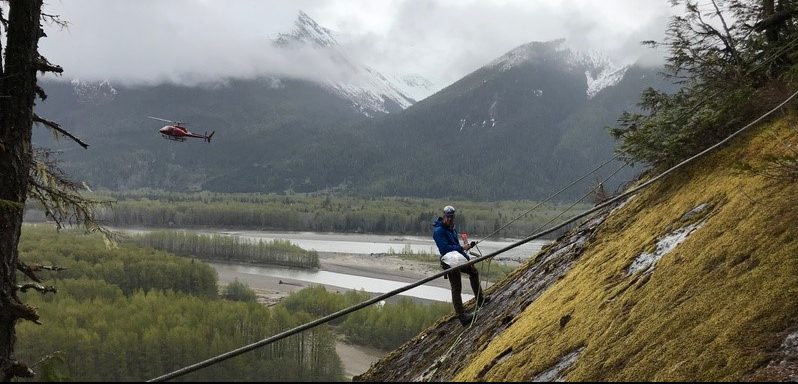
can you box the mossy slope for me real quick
[454,115,798,381]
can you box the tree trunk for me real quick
[0,0,44,380]
[763,0,779,42]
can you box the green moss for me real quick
[456,115,798,381]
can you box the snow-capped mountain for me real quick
[343,39,665,200]
[274,11,339,49]
[489,39,630,99]
[273,11,434,115]
[71,79,118,105]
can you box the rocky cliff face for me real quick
[356,113,798,381]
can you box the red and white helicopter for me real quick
[148,116,215,143]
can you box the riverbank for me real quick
[213,251,476,306]
[212,252,464,379]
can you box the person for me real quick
[432,205,490,327]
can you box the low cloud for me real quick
[37,0,676,87]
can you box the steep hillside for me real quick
[347,41,665,200]
[34,78,370,192]
[356,112,798,381]
[34,39,661,199]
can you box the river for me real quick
[121,228,548,261]
[223,230,548,262]
[117,227,550,302]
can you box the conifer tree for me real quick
[613,0,798,166]
[1,1,102,380]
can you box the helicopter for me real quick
[148,116,215,143]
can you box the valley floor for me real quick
[213,251,486,378]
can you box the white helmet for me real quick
[443,205,456,216]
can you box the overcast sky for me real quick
[37,0,677,87]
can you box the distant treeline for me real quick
[281,286,452,350]
[18,227,219,297]
[129,231,319,269]
[16,225,459,381]
[87,189,588,238]
[16,226,342,382]
[20,285,342,382]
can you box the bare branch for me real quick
[14,304,41,325]
[35,85,46,101]
[16,283,57,295]
[40,12,68,29]
[35,54,63,74]
[33,114,89,149]
[0,290,40,325]
[23,263,66,272]
[710,0,738,52]
[16,262,65,284]
[4,362,34,380]
[29,351,63,369]
[694,6,740,64]
[16,262,42,283]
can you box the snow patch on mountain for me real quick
[71,79,118,105]
[389,73,439,102]
[585,65,628,99]
[489,39,629,99]
[324,71,414,117]
[273,11,425,115]
[488,94,499,127]
[572,49,630,99]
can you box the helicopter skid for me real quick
[162,134,186,142]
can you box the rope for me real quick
[432,163,625,377]
[523,162,628,239]
[474,154,621,244]
[431,243,488,381]
[148,88,798,383]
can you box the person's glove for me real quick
[469,241,476,248]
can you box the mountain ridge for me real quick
[34,26,665,200]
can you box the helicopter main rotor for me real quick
[147,116,187,126]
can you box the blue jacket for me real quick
[432,217,467,259]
